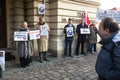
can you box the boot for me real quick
[29,56,32,63]
[43,52,49,61]
[39,52,43,63]
[19,57,26,68]
[25,57,29,66]
[0,66,2,78]
[26,56,32,65]
[69,53,73,57]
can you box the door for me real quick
[0,0,7,48]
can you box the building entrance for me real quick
[0,0,7,48]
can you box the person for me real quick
[17,21,33,68]
[95,17,120,80]
[63,18,75,57]
[75,19,88,56]
[0,65,2,78]
[37,17,50,63]
[87,23,97,54]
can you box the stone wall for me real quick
[49,0,100,57]
[6,0,24,48]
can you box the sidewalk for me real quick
[2,53,98,80]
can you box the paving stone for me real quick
[63,77,70,80]
[3,53,98,80]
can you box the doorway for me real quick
[0,0,7,48]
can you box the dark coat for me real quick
[63,24,75,40]
[17,28,33,58]
[95,31,120,80]
[76,23,88,42]
[88,26,97,43]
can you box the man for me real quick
[63,18,75,57]
[95,17,120,80]
[37,17,50,63]
[75,19,88,55]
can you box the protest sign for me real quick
[40,26,48,36]
[80,28,90,34]
[66,27,74,37]
[14,31,28,41]
[29,30,40,40]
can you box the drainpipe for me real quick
[42,0,45,19]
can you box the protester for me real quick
[17,21,33,68]
[37,17,50,63]
[87,23,97,54]
[63,18,75,57]
[95,17,120,80]
[75,19,88,56]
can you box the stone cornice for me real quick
[64,0,100,6]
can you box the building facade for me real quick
[0,0,100,57]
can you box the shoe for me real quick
[69,55,73,57]
[75,53,79,56]
[39,60,43,63]
[83,54,87,56]
[63,55,66,58]
[43,52,49,61]
[63,54,67,58]
[21,64,26,68]
[44,58,50,61]
[81,53,87,56]
[93,51,97,53]
[94,50,97,52]
[87,52,90,54]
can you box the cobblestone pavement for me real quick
[1,53,98,80]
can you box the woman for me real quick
[17,21,33,68]
[87,23,97,54]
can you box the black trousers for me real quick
[93,43,97,51]
[76,39,85,55]
[98,77,106,80]
[64,39,73,56]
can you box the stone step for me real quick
[0,48,17,61]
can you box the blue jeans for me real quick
[87,43,94,53]
[64,39,73,56]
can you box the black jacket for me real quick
[63,24,75,40]
[76,23,88,42]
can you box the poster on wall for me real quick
[14,31,28,41]
[29,30,40,40]
[38,4,45,14]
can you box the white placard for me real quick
[66,27,74,37]
[40,26,48,36]
[29,30,40,40]
[14,31,28,41]
[80,28,90,34]
[0,51,5,65]
[38,4,45,14]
